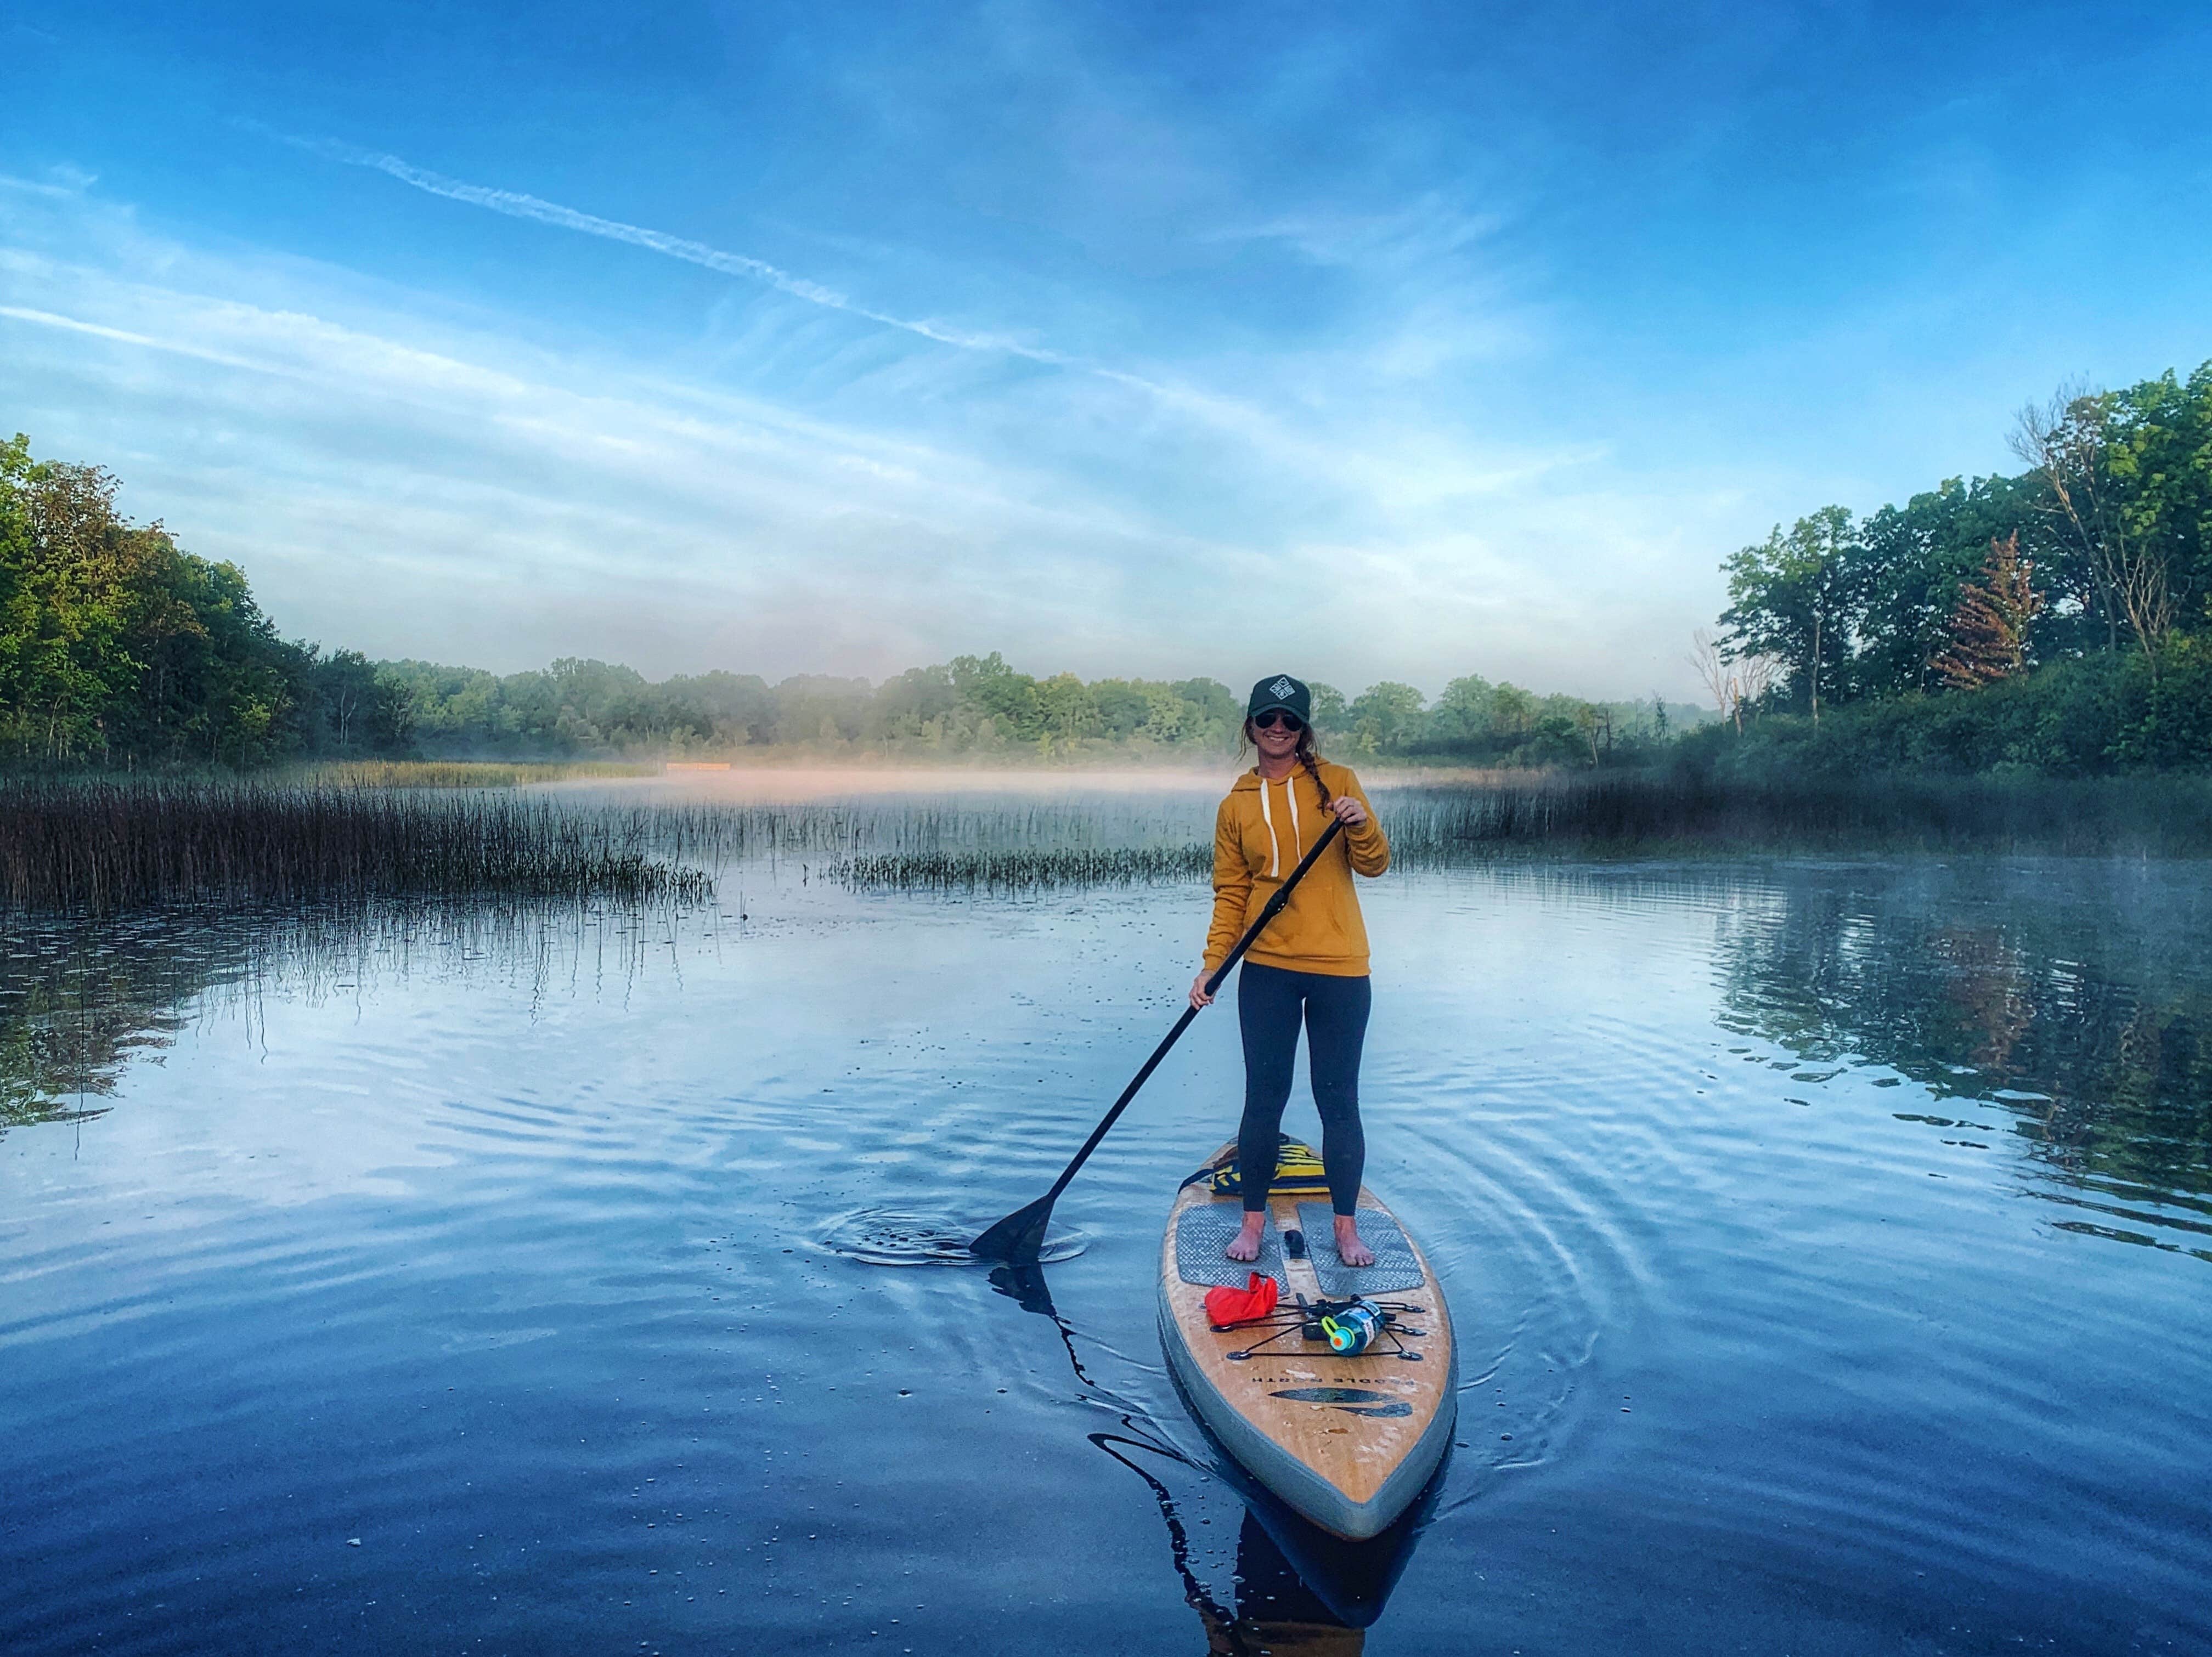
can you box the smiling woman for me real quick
[1190,675,1392,1270]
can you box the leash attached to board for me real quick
[969,815,1346,1264]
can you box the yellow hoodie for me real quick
[1204,761,1390,979]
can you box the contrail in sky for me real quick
[288,134,1071,366]
[272,132,1308,463]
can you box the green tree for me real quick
[1033,671,1101,752]
[1347,681,1425,754]
[771,674,872,747]
[1851,476,2044,699]
[1169,677,1238,744]
[949,652,1043,740]
[670,670,778,745]
[0,436,316,764]
[1720,506,1860,723]
[310,649,413,754]
[1308,681,1350,734]
[1425,675,1497,753]
[0,452,146,759]
[2104,365,2212,638]
[1087,678,1152,741]
[2011,382,2177,668]
[1489,682,1537,740]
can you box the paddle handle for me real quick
[1038,815,1346,1206]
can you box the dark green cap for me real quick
[1246,674,1311,724]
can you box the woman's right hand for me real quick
[1189,972,1215,1010]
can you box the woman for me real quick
[1189,675,1390,1268]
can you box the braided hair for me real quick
[1294,729,1333,810]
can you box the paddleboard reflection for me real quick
[987,1264,1447,1646]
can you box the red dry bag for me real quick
[1203,1272,1279,1326]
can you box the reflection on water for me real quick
[18,857,2207,1269]
[988,1262,1434,1650]
[0,910,256,1130]
[1713,859,2212,1259]
[0,897,714,1133]
[3,842,2210,1654]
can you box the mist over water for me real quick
[2,789,2208,1654]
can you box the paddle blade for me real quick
[969,1196,1054,1263]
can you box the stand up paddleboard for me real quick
[1158,1142,1456,1541]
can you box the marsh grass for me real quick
[1381,771,2212,857]
[10,768,2204,914]
[307,760,658,788]
[834,844,1211,892]
[816,770,2212,891]
[0,778,713,910]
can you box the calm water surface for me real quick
[3,831,2209,1654]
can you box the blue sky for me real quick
[4,1,2208,699]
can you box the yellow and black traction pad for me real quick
[1184,1134,1332,1198]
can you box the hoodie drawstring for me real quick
[1257,776,1278,877]
[1256,774,1302,879]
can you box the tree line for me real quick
[1,430,1693,770]
[1703,362,2212,772]
[384,651,1699,767]
[29,353,2207,785]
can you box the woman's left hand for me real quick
[1329,795,1369,828]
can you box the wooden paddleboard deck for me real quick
[1158,1143,1456,1541]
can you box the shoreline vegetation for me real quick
[305,760,662,788]
[830,772,2212,892]
[6,363,2211,787]
[2,358,2208,902]
[7,768,2211,915]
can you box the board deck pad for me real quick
[1159,1143,1456,1541]
[1294,1202,1425,1294]
[1175,1204,1286,1289]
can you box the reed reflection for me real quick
[0,896,712,1132]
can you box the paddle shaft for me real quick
[1031,813,1346,1208]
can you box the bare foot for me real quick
[1334,1215,1375,1269]
[1226,1214,1266,1263]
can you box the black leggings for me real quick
[1236,963,1373,1217]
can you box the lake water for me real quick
[3,796,2209,1654]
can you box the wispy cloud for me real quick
[285,133,1075,367]
[274,132,1385,469]
[1,168,99,200]
[1,152,1737,696]
[0,210,1280,678]
[1209,197,1507,270]
[0,301,317,378]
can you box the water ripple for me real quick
[815,1206,1085,1266]
[4,857,2210,1654]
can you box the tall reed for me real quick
[833,844,1211,892]
[817,771,2212,892]
[1380,772,2212,857]
[0,778,713,910]
[306,760,657,788]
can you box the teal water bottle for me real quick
[1321,1299,1384,1355]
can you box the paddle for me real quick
[969,813,1347,1263]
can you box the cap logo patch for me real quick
[1271,677,1294,699]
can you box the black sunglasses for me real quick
[1251,711,1304,732]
